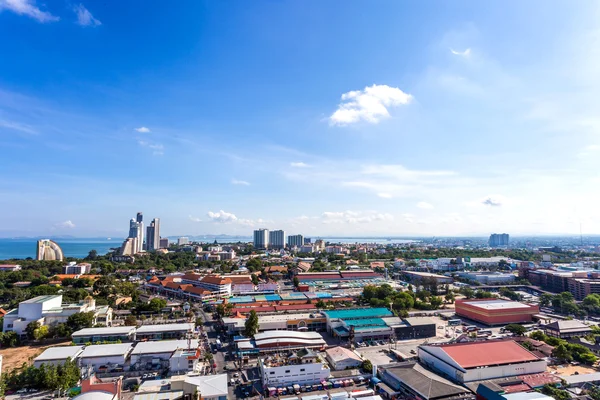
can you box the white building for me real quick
[288,234,304,248]
[170,347,202,373]
[418,340,546,383]
[33,345,84,367]
[36,239,64,261]
[120,237,139,256]
[269,230,286,250]
[64,262,92,275]
[457,272,516,285]
[0,264,21,272]
[259,349,331,387]
[254,229,269,249]
[130,339,199,370]
[177,237,189,246]
[170,374,228,400]
[79,343,133,372]
[3,295,112,336]
[325,346,363,371]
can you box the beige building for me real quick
[36,239,64,261]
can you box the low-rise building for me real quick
[33,345,85,367]
[72,326,136,344]
[259,349,331,387]
[129,339,200,368]
[0,264,21,272]
[455,299,539,326]
[402,271,453,284]
[222,312,326,335]
[79,343,133,372]
[543,320,593,339]
[325,346,362,370]
[134,323,194,341]
[457,272,516,285]
[170,374,228,400]
[64,262,92,275]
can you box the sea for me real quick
[0,237,417,260]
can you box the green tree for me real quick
[505,324,527,336]
[124,315,138,326]
[539,293,553,307]
[552,344,572,362]
[361,359,373,373]
[0,331,20,347]
[475,290,494,299]
[34,325,49,340]
[430,296,443,309]
[316,299,326,309]
[66,311,95,332]
[293,276,300,288]
[57,358,80,391]
[362,285,377,301]
[461,287,475,299]
[444,292,455,303]
[195,317,204,328]
[251,274,259,286]
[26,321,42,340]
[530,331,547,341]
[85,249,98,260]
[144,298,167,313]
[244,310,259,337]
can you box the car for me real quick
[233,373,239,378]
[410,349,416,354]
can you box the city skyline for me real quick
[2,2,600,237]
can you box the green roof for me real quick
[343,318,387,327]
[324,308,392,319]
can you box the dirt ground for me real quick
[548,364,599,377]
[0,341,71,372]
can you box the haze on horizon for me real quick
[1,1,600,238]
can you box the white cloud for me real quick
[417,201,434,209]
[377,192,393,199]
[207,210,238,223]
[137,139,164,155]
[0,0,59,22]
[56,220,75,228]
[450,48,471,57]
[290,162,309,168]
[188,215,202,222]
[231,179,250,186]
[321,210,394,224]
[0,119,37,134]
[329,84,413,125]
[135,126,150,133]
[481,196,504,207]
[73,4,100,27]
[402,213,415,223]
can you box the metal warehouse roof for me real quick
[254,330,324,341]
[131,339,199,355]
[463,299,531,310]
[72,326,136,337]
[34,345,84,361]
[80,343,133,358]
[135,323,194,334]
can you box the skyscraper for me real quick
[36,239,64,261]
[127,213,144,253]
[287,234,304,248]
[489,233,509,247]
[253,229,269,249]
[269,230,286,250]
[145,218,160,251]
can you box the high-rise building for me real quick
[253,229,269,249]
[145,218,160,251]
[489,233,509,247]
[159,237,169,249]
[120,237,138,256]
[269,230,286,250]
[127,213,144,253]
[36,239,64,261]
[177,237,189,246]
[287,234,304,248]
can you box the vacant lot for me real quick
[549,364,598,377]
[0,341,71,372]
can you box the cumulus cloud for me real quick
[74,4,100,26]
[481,196,503,207]
[188,215,202,222]
[329,84,413,125]
[450,48,471,57]
[321,210,394,224]
[231,179,250,186]
[290,162,309,168]
[137,140,164,155]
[207,210,238,223]
[0,0,59,22]
[417,201,434,209]
[56,220,75,228]
[135,126,151,133]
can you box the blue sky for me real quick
[1,0,600,238]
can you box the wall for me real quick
[80,355,127,370]
[261,362,330,386]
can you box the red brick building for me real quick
[455,298,539,326]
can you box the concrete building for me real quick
[269,230,286,250]
[325,346,362,370]
[145,218,160,251]
[36,239,64,261]
[3,295,112,336]
[402,271,453,284]
[489,233,509,247]
[455,299,539,326]
[64,262,92,275]
[33,345,85,367]
[223,312,326,335]
[259,349,331,387]
[159,237,169,249]
[0,264,21,272]
[457,272,516,285]
[127,213,144,253]
[543,320,593,339]
[418,341,546,383]
[170,374,228,400]
[72,326,136,344]
[177,237,189,246]
[120,237,139,256]
[254,229,269,249]
[129,339,200,372]
[134,323,194,341]
[568,277,600,300]
[79,343,133,372]
[288,234,304,248]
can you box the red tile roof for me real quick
[200,275,232,285]
[440,340,539,369]
[226,275,252,284]
[183,286,212,296]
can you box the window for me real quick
[270,372,275,375]
[300,368,305,372]
[285,370,290,373]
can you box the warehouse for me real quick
[455,299,539,326]
[325,346,363,370]
[130,339,200,366]
[402,271,453,284]
[33,345,84,367]
[418,340,546,383]
[79,343,133,371]
[222,312,326,335]
[135,323,194,341]
[72,326,136,344]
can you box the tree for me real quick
[530,331,547,341]
[362,285,377,301]
[316,300,326,309]
[475,290,494,299]
[145,298,167,313]
[251,274,259,286]
[66,311,95,332]
[34,325,49,341]
[124,315,138,326]
[505,324,527,336]
[244,310,259,337]
[26,321,42,340]
[461,287,475,299]
[0,331,20,347]
[361,359,373,373]
[85,249,98,260]
[293,276,300,288]
[444,292,455,304]
[57,358,80,391]
[195,317,204,328]
[552,344,572,362]
[539,293,553,307]
[429,296,443,309]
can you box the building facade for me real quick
[145,218,160,251]
[254,229,269,249]
[455,299,539,326]
[287,234,304,248]
[269,230,286,249]
[36,239,64,261]
[489,233,509,247]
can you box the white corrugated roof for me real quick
[135,323,194,334]
[131,340,199,355]
[72,326,136,337]
[34,346,84,361]
[80,343,133,358]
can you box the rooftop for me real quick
[135,323,194,334]
[325,346,362,363]
[22,295,61,304]
[72,326,136,337]
[545,320,593,332]
[34,345,84,361]
[461,299,532,310]
[80,343,133,358]
[404,317,436,326]
[172,374,228,397]
[131,339,199,355]
[324,308,393,320]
